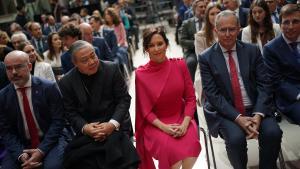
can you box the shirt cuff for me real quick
[297,93,300,101]
[234,114,242,121]
[81,124,88,134]
[253,112,265,118]
[109,119,120,131]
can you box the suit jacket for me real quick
[0,62,9,90]
[92,37,114,61]
[179,17,199,57]
[58,60,131,134]
[34,61,56,82]
[263,35,300,111]
[239,7,249,28]
[0,77,65,161]
[199,41,271,136]
[30,36,49,56]
[94,28,119,58]
[43,23,62,35]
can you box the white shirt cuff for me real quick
[297,93,300,101]
[253,112,265,118]
[109,119,120,131]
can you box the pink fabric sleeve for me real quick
[145,111,158,123]
[115,23,128,47]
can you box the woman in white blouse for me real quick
[43,32,64,79]
[241,0,281,53]
[20,42,56,82]
[194,2,222,56]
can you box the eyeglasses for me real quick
[281,19,300,26]
[217,27,238,35]
[5,63,28,72]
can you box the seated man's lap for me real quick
[2,135,67,169]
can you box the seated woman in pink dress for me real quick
[135,27,201,169]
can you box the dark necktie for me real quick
[36,40,43,54]
[290,42,298,53]
[227,50,245,114]
[19,87,40,148]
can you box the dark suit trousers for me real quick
[285,102,300,124]
[184,52,197,83]
[219,116,282,169]
[2,135,68,169]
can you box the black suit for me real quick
[59,60,139,169]
[0,62,9,90]
[199,41,282,169]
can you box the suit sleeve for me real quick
[38,83,65,154]
[0,90,24,162]
[263,45,300,101]
[179,20,195,50]
[100,40,114,61]
[111,64,131,124]
[199,54,240,121]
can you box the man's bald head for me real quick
[4,50,32,87]
[79,23,94,43]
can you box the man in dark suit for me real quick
[179,0,206,82]
[43,15,62,36]
[199,10,282,169]
[222,0,249,28]
[89,15,119,59]
[0,62,9,89]
[79,23,115,62]
[263,4,300,124]
[29,22,49,56]
[58,40,139,169]
[0,51,67,169]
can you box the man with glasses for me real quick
[264,4,300,124]
[199,10,282,169]
[0,50,67,169]
[58,40,139,169]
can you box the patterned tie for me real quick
[19,87,40,148]
[272,13,279,23]
[227,50,245,115]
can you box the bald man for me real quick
[0,51,67,169]
[79,23,114,62]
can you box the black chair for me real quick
[199,127,217,169]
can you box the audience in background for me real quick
[20,42,56,82]
[242,0,281,53]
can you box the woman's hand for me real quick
[172,116,191,137]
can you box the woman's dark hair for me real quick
[47,32,63,61]
[142,27,169,53]
[248,0,275,43]
[104,7,121,26]
[203,2,222,46]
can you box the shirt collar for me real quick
[219,43,237,54]
[282,34,300,44]
[14,75,32,90]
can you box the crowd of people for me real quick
[0,0,299,169]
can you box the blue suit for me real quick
[238,7,249,28]
[92,37,114,61]
[199,41,282,169]
[263,35,300,124]
[94,29,119,60]
[0,77,67,169]
[43,23,62,35]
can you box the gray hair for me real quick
[215,10,240,28]
[11,32,28,42]
[69,40,95,61]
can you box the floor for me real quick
[128,22,300,169]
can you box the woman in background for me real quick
[20,42,56,82]
[135,27,201,169]
[241,0,281,53]
[194,2,221,56]
[43,32,64,79]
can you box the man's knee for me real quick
[224,132,247,150]
[261,121,282,142]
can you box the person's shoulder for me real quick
[32,76,56,88]
[195,30,206,38]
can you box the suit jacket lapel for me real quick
[72,69,89,106]
[278,35,300,71]
[236,42,249,90]
[212,44,234,99]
